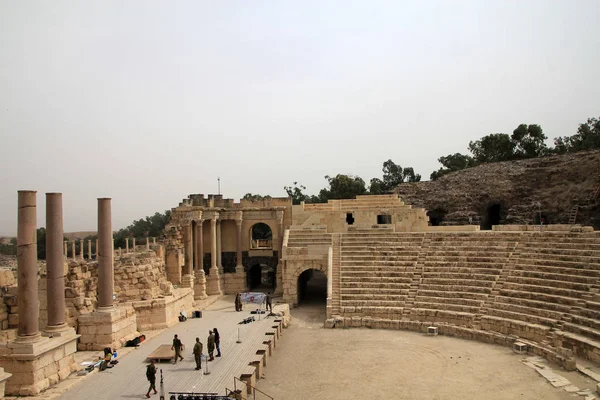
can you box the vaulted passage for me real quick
[483,204,501,230]
[297,269,327,305]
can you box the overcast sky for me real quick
[1,1,599,235]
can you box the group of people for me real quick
[145,329,222,397]
[235,292,273,312]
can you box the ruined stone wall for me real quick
[396,149,600,229]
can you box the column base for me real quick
[77,304,138,351]
[42,323,72,337]
[181,273,195,289]
[1,330,79,396]
[206,270,223,296]
[194,270,208,300]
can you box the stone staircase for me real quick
[330,234,342,315]
[286,230,332,247]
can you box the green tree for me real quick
[113,210,172,249]
[554,117,600,154]
[430,153,474,180]
[369,178,385,194]
[512,124,547,158]
[468,133,515,163]
[319,174,367,201]
[36,228,47,260]
[284,182,312,205]
[242,193,272,202]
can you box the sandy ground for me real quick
[256,280,597,400]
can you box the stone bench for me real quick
[493,295,571,314]
[562,322,600,342]
[340,306,404,318]
[422,272,498,281]
[409,308,476,325]
[421,278,494,288]
[480,315,550,342]
[341,287,410,295]
[531,248,600,257]
[340,270,415,278]
[510,269,598,283]
[502,282,588,299]
[419,284,491,294]
[423,261,506,269]
[424,256,510,263]
[417,289,489,300]
[505,276,592,291]
[499,288,582,306]
[341,262,416,269]
[423,266,501,275]
[512,258,600,269]
[341,299,407,307]
[413,301,479,313]
[342,282,411,289]
[485,308,557,327]
[341,276,412,283]
[340,293,409,301]
[568,315,600,331]
[415,295,483,307]
[517,252,600,263]
[488,301,563,322]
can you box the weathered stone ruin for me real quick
[396,149,600,229]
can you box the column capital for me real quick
[235,218,243,226]
[276,210,284,221]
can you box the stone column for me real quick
[79,239,84,260]
[45,193,67,332]
[183,224,193,276]
[146,236,150,251]
[194,221,203,270]
[95,239,99,258]
[125,238,129,253]
[198,222,204,270]
[236,219,244,273]
[210,217,217,271]
[63,241,67,257]
[16,190,40,341]
[216,220,222,272]
[87,240,92,260]
[97,198,114,311]
[132,238,136,253]
[153,237,156,246]
[71,241,76,260]
[277,211,284,257]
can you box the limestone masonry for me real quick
[2,186,600,397]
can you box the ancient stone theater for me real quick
[0,187,600,397]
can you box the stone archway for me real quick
[285,262,328,307]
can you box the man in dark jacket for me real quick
[207,330,215,361]
[193,337,203,370]
[171,334,184,364]
[145,360,157,398]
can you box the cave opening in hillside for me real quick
[427,208,448,226]
[483,204,502,230]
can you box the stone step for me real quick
[341,287,410,294]
[561,322,600,342]
[416,289,489,300]
[412,301,479,313]
[484,308,558,327]
[340,293,409,301]
[423,267,501,275]
[520,247,600,257]
[341,282,411,289]
[504,275,592,291]
[502,282,589,298]
[423,261,506,269]
[512,262,600,275]
[418,283,492,294]
[511,258,600,269]
[492,294,572,313]
[510,268,600,282]
[421,278,495,287]
[414,295,483,307]
[341,276,412,283]
[516,252,600,263]
[498,288,583,306]
[340,306,404,316]
[488,300,566,321]
[422,272,498,281]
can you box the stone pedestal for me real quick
[0,368,11,399]
[194,270,208,300]
[132,288,194,331]
[77,305,138,351]
[1,330,78,396]
[224,271,246,295]
[206,270,223,296]
[181,273,195,289]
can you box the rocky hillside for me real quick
[396,149,600,229]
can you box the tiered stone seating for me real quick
[483,233,600,346]
[339,232,424,319]
[411,233,520,325]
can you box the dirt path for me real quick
[256,305,594,400]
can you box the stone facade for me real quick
[164,194,292,297]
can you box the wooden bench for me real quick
[146,344,175,363]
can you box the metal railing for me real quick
[230,376,274,400]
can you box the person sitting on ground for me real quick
[171,334,184,364]
[145,359,158,398]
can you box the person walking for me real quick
[213,328,221,357]
[192,337,203,370]
[145,360,158,398]
[207,330,215,361]
[171,334,184,364]
[266,292,273,312]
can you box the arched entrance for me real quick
[250,223,272,249]
[247,263,263,290]
[297,269,327,305]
